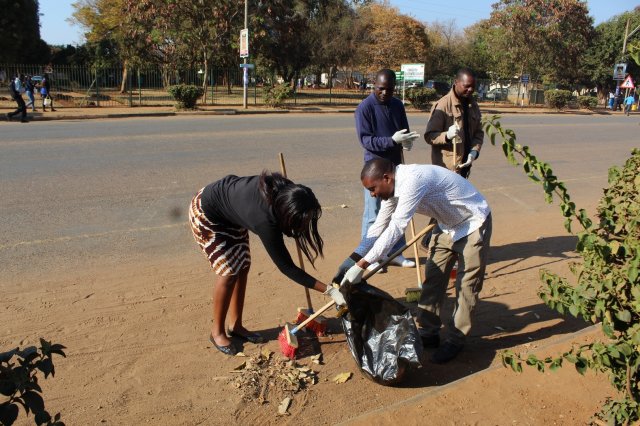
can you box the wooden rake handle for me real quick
[293,222,437,333]
[278,152,314,311]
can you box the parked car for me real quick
[486,88,509,101]
[425,80,450,96]
[405,81,423,89]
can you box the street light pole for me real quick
[242,0,248,109]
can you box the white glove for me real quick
[446,123,461,141]
[340,264,365,286]
[392,129,420,151]
[457,150,479,169]
[324,286,346,307]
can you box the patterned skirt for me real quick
[188,188,251,276]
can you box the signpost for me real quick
[613,63,627,80]
[241,0,249,108]
[620,75,635,89]
[520,74,530,107]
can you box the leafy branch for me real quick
[0,339,66,426]
[484,115,640,424]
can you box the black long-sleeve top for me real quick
[200,175,316,288]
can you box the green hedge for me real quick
[544,89,573,110]
[263,84,293,108]
[405,87,438,110]
[577,95,598,110]
[167,84,204,109]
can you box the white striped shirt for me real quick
[355,164,491,263]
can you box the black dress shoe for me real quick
[228,329,266,344]
[209,334,237,356]
[430,342,463,364]
[420,334,440,348]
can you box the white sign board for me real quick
[401,63,425,82]
[239,29,249,58]
[613,63,627,80]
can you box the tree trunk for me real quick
[119,60,128,94]
[201,50,209,104]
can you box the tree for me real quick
[0,0,50,64]
[356,3,429,73]
[423,19,462,79]
[304,0,360,88]
[73,0,134,91]
[252,0,312,85]
[487,0,594,86]
[580,9,640,98]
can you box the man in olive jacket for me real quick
[424,68,483,179]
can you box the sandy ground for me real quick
[4,215,614,425]
[3,113,632,425]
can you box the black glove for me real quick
[332,253,361,284]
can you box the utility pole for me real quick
[242,0,248,109]
[622,18,640,56]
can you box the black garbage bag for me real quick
[340,280,423,386]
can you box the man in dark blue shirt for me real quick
[354,69,419,268]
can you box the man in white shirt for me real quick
[337,158,492,363]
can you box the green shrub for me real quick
[0,339,66,425]
[263,84,293,108]
[544,89,573,110]
[485,114,640,424]
[577,95,598,110]
[167,84,204,109]
[405,87,438,110]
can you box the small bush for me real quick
[0,339,66,425]
[263,84,293,108]
[405,87,438,110]
[167,84,204,109]
[544,89,573,110]
[577,95,598,110]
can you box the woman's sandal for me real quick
[227,329,266,344]
[209,334,238,356]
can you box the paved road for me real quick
[1,113,637,283]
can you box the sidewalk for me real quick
[2,103,616,122]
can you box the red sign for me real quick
[620,75,635,89]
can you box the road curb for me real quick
[5,107,616,122]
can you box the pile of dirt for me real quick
[229,348,321,415]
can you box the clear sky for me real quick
[39,0,636,46]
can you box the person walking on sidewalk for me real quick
[39,73,56,112]
[188,172,345,356]
[6,74,28,123]
[624,93,636,116]
[355,68,420,269]
[336,158,492,364]
[24,75,36,112]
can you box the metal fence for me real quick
[0,64,562,109]
[0,64,380,108]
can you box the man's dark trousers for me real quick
[8,95,27,121]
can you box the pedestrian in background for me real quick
[24,75,36,112]
[6,74,28,123]
[40,73,56,112]
[624,93,635,116]
[608,91,615,109]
